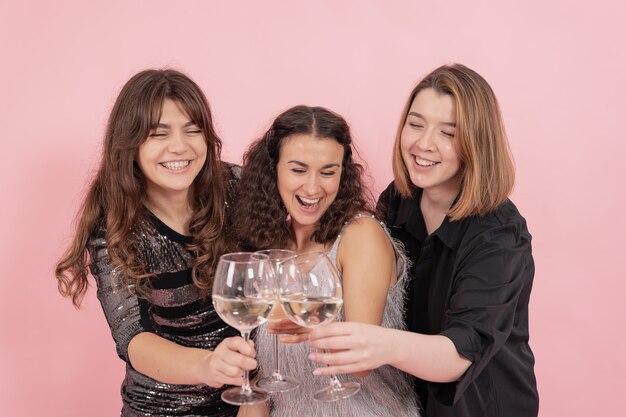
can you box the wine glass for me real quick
[279,251,361,402]
[212,252,274,405]
[254,249,300,393]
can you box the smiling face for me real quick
[400,88,462,199]
[137,98,208,204]
[276,134,344,233]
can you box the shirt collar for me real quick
[391,186,465,250]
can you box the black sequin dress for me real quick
[87,164,242,416]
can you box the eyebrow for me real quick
[154,121,198,129]
[407,111,456,128]
[287,160,341,169]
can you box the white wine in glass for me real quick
[280,296,343,328]
[254,249,300,393]
[279,251,361,402]
[212,252,274,405]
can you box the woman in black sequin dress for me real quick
[55,69,257,417]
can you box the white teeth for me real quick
[299,196,320,205]
[415,158,437,167]
[161,161,190,170]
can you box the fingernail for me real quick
[313,369,321,376]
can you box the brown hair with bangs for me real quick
[55,69,230,307]
[392,63,515,220]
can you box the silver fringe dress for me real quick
[254,215,421,417]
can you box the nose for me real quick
[415,128,435,151]
[167,130,187,153]
[302,173,321,195]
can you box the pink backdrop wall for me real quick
[1,1,624,416]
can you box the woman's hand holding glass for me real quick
[307,321,392,377]
[277,251,361,402]
[212,252,275,405]
[199,335,259,388]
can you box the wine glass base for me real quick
[256,375,300,393]
[313,381,361,402]
[221,387,270,405]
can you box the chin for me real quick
[291,215,320,228]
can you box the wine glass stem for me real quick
[329,375,343,390]
[324,349,343,390]
[272,334,282,379]
[240,331,253,395]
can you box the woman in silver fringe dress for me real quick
[55,69,255,417]
[233,105,420,417]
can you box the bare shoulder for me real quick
[340,215,393,255]
[337,214,396,291]
[342,215,387,239]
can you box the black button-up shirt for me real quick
[377,182,539,417]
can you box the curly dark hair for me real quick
[233,105,373,250]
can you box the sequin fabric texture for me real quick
[87,164,242,417]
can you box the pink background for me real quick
[1,1,624,416]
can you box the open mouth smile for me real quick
[414,157,439,167]
[296,195,321,209]
[160,160,190,170]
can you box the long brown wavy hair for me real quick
[55,69,230,307]
[392,64,515,220]
[233,105,373,250]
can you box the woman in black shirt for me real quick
[308,64,538,417]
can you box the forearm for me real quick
[128,332,208,385]
[386,329,471,382]
[309,322,471,383]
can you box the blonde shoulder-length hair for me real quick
[392,63,515,221]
